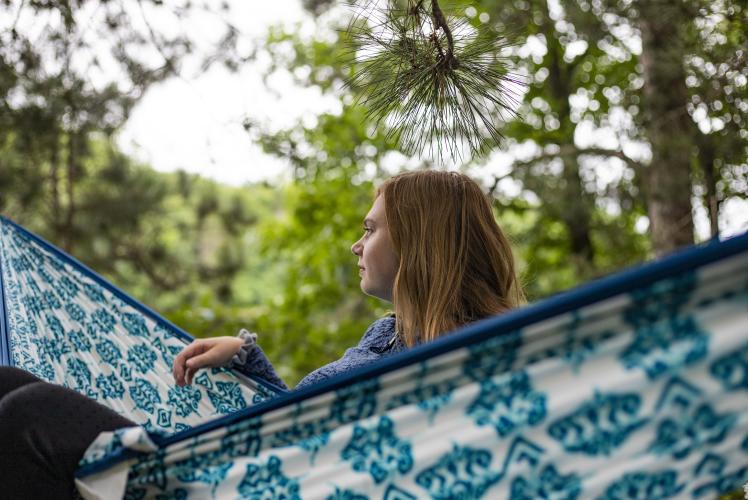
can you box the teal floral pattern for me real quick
[237,456,300,499]
[342,416,413,484]
[463,330,522,381]
[96,338,123,366]
[128,344,158,373]
[325,488,368,500]
[270,417,331,464]
[97,373,125,399]
[548,392,645,455]
[710,345,748,391]
[467,371,546,437]
[649,376,737,464]
[619,274,708,379]
[415,446,498,498]
[130,378,162,413]
[167,385,202,418]
[510,464,581,500]
[650,403,735,459]
[385,364,455,422]
[597,470,684,499]
[68,357,92,390]
[174,458,232,496]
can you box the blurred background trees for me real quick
[1,0,746,384]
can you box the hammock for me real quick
[0,216,282,435]
[2,215,748,498]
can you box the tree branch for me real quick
[488,171,514,198]
[430,0,457,68]
[513,145,645,173]
[10,0,26,35]
[119,243,185,290]
[136,0,180,77]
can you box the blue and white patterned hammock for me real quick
[2,215,748,499]
[0,217,281,433]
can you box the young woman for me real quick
[174,170,523,390]
[0,170,522,498]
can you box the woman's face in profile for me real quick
[351,195,399,302]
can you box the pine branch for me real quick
[344,0,523,163]
[430,0,456,68]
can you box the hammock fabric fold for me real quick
[2,215,748,498]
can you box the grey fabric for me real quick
[232,316,402,391]
[0,366,134,499]
[230,329,259,367]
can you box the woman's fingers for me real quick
[173,340,207,386]
[185,366,196,386]
[184,348,221,372]
[172,337,242,386]
[172,342,190,386]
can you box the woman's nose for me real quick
[351,240,362,256]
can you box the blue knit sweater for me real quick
[234,316,403,391]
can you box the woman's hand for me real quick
[173,336,244,387]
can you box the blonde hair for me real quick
[377,170,523,347]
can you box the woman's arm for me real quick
[229,340,289,390]
[172,335,289,390]
[173,317,396,392]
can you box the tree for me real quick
[577,0,746,252]
[637,1,697,252]
[327,0,746,257]
[0,0,242,251]
[684,0,748,238]
[0,0,284,326]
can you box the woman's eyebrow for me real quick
[364,218,375,225]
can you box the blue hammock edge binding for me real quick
[74,229,748,478]
[0,231,12,366]
[0,215,286,394]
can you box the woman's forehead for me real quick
[365,195,386,222]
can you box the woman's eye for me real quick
[364,227,372,235]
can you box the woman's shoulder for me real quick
[359,314,397,347]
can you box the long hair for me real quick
[377,170,523,347]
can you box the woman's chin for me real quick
[361,282,378,298]
[360,286,392,304]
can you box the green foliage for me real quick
[0,134,284,341]
[250,175,386,383]
[246,103,403,384]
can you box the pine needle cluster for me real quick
[344,0,523,163]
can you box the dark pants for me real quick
[0,366,135,499]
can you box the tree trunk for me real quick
[696,133,720,238]
[543,10,595,271]
[62,131,78,253]
[638,1,696,255]
[49,134,61,237]
[561,158,594,262]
